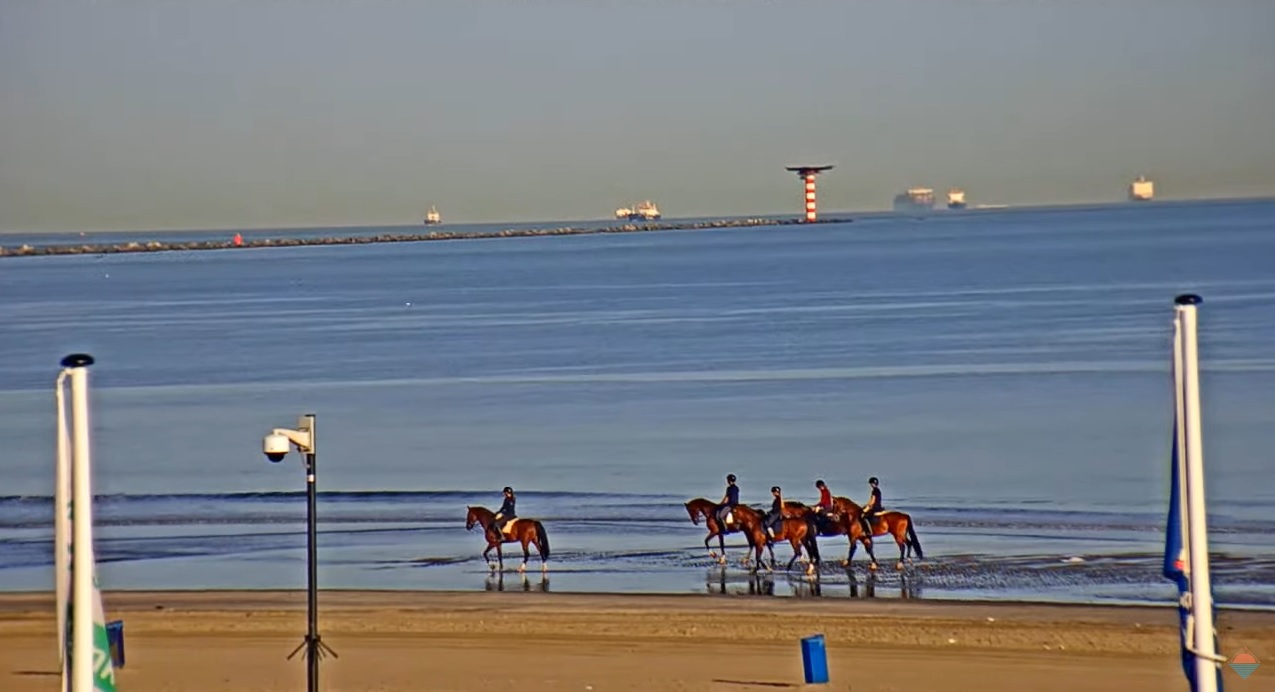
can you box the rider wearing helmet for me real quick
[765,486,784,538]
[490,486,517,542]
[860,477,883,537]
[715,474,740,527]
[814,480,833,512]
[813,479,835,531]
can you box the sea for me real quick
[2,199,1274,606]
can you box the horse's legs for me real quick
[519,536,531,573]
[786,536,801,571]
[495,541,504,571]
[894,524,909,570]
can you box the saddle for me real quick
[495,518,518,538]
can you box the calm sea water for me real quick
[2,200,1274,605]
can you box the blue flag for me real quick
[1164,419,1223,691]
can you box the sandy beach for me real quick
[2,590,1272,691]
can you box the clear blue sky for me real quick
[2,1,1273,231]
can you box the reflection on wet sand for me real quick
[705,567,920,600]
[485,572,550,593]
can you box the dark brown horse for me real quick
[833,497,923,570]
[685,497,756,565]
[465,505,550,573]
[783,499,877,567]
[730,505,822,574]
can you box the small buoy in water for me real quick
[405,302,412,307]
[1062,556,1084,564]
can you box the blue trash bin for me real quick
[106,620,125,668]
[800,633,829,684]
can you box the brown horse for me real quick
[833,497,923,570]
[465,505,550,573]
[783,499,877,567]
[730,505,822,574]
[685,497,756,565]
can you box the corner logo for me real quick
[1229,647,1260,679]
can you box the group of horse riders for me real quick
[483,476,886,545]
[713,473,885,540]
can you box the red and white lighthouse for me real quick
[785,165,834,222]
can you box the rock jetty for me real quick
[0,216,848,259]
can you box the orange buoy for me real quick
[232,233,244,246]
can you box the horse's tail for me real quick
[535,521,550,560]
[906,517,923,560]
[804,519,821,563]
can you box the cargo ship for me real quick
[423,205,441,225]
[892,188,936,213]
[946,188,967,209]
[1128,176,1154,201]
[615,200,661,221]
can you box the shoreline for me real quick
[0,216,846,258]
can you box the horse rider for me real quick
[813,479,835,529]
[765,486,784,538]
[715,474,740,528]
[489,486,517,542]
[860,476,884,537]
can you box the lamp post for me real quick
[262,414,335,692]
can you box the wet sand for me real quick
[3,590,1273,691]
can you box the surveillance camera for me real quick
[263,433,291,462]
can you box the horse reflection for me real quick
[485,571,550,593]
[706,569,774,596]
[846,571,919,600]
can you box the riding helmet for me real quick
[771,486,781,493]
[726,474,736,483]
[868,477,879,485]
[503,486,513,493]
[815,479,825,488]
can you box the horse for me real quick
[782,499,877,567]
[730,505,821,575]
[685,497,756,565]
[465,505,550,573]
[833,497,923,571]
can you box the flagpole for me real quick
[65,355,95,692]
[55,371,71,690]
[1175,294,1220,692]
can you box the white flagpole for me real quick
[67,359,95,692]
[55,371,71,690]
[1176,295,1220,691]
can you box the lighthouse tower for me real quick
[785,165,834,222]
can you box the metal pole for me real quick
[67,356,94,692]
[1176,296,1219,691]
[306,450,318,692]
[55,371,71,688]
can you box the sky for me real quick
[2,1,1273,232]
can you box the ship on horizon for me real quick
[1128,176,1154,201]
[893,188,936,213]
[423,205,441,225]
[947,188,967,209]
[615,200,661,221]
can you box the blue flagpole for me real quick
[1167,295,1223,692]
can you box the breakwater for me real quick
[0,216,848,259]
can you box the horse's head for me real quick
[465,505,478,531]
[685,500,702,525]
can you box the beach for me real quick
[2,590,1272,691]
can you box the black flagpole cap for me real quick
[1174,294,1203,306]
[60,353,95,368]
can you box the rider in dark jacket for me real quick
[860,477,883,537]
[489,486,517,542]
[765,486,784,537]
[715,474,740,527]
